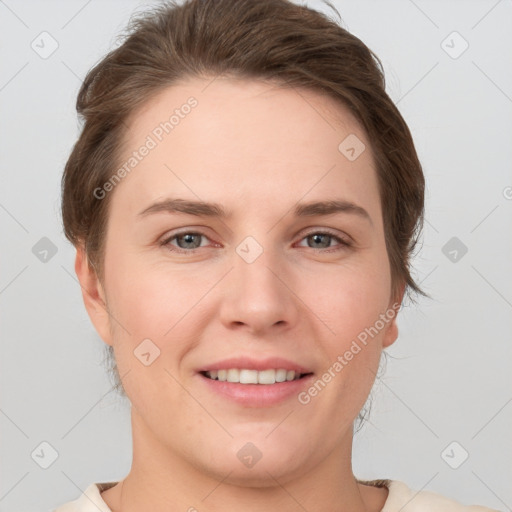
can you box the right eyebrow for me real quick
[138,198,229,219]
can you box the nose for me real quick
[218,240,300,336]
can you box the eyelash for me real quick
[159,229,352,255]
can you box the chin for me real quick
[215,456,308,488]
[197,434,313,488]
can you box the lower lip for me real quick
[198,373,314,407]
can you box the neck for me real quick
[104,407,385,512]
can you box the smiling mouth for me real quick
[200,369,313,384]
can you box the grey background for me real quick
[1,0,511,510]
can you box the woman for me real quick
[55,0,499,510]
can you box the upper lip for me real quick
[198,357,313,374]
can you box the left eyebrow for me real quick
[293,200,373,226]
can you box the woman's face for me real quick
[79,77,402,484]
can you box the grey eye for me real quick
[175,233,204,249]
[306,233,333,249]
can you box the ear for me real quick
[381,283,405,349]
[74,245,113,346]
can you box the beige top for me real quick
[53,479,501,511]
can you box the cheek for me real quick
[312,258,392,341]
[102,250,215,394]
[104,246,203,338]
[305,254,391,396]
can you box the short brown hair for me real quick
[61,0,426,396]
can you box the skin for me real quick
[76,76,404,512]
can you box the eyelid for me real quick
[295,228,353,251]
[298,227,352,244]
[159,228,217,251]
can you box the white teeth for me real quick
[239,369,258,384]
[204,368,305,384]
[258,369,276,384]
[275,369,287,382]
[226,369,239,383]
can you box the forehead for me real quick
[111,76,381,221]
[124,76,365,154]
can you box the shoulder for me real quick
[53,482,117,512]
[378,479,501,512]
